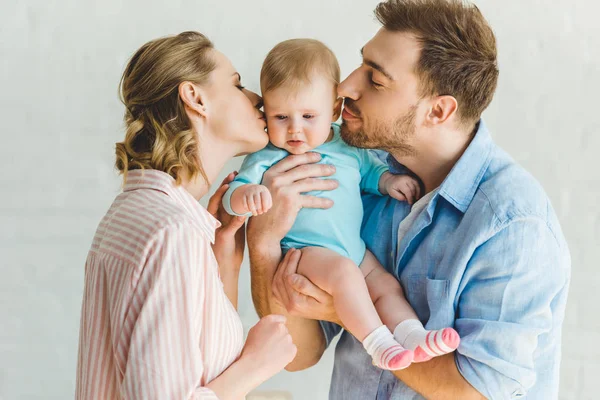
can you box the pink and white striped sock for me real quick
[363,325,414,370]
[393,319,460,363]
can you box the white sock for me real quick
[393,319,427,349]
[394,319,460,360]
[363,325,413,370]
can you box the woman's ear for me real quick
[332,97,343,122]
[179,81,209,118]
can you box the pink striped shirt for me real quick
[76,169,244,399]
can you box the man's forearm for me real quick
[392,353,485,400]
[247,237,327,371]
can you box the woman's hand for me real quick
[208,172,247,272]
[240,314,298,383]
[206,314,297,399]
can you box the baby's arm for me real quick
[222,146,284,217]
[357,149,420,204]
[378,172,421,205]
[229,184,272,216]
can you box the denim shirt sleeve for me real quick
[455,217,569,399]
[319,320,343,348]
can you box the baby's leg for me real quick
[297,247,412,370]
[361,250,460,362]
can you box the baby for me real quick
[223,39,459,370]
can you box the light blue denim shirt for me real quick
[320,120,571,399]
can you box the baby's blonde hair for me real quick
[260,39,340,95]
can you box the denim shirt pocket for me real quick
[425,277,452,326]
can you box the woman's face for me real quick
[204,50,269,155]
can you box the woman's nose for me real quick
[244,88,263,109]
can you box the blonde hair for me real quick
[116,31,215,185]
[260,38,340,95]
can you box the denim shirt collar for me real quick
[387,119,494,213]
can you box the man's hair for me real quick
[260,38,340,95]
[375,0,499,125]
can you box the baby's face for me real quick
[263,75,339,154]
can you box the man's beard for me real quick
[340,105,418,156]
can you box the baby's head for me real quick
[260,39,342,154]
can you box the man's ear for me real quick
[332,97,343,122]
[426,95,458,126]
[179,81,209,118]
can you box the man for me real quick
[247,0,570,398]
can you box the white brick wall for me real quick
[0,0,597,398]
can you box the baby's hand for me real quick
[380,172,421,205]
[231,184,273,216]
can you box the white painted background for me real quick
[0,0,597,398]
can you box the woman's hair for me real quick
[260,38,340,95]
[116,31,215,185]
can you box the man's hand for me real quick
[272,248,341,325]
[248,152,339,245]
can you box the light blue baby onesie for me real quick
[223,123,388,266]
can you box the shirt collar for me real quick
[387,119,494,214]
[123,169,221,242]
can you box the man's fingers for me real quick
[293,177,339,194]
[269,163,336,187]
[288,273,327,301]
[300,195,335,209]
[269,152,323,174]
[280,249,302,308]
[283,248,302,276]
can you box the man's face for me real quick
[338,29,425,155]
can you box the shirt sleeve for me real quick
[223,148,280,216]
[454,218,570,399]
[120,222,222,400]
[356,149,389,195]
[319,320,343,348]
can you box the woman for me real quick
[76,31,297,399]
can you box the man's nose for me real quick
[338,69,361,100]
